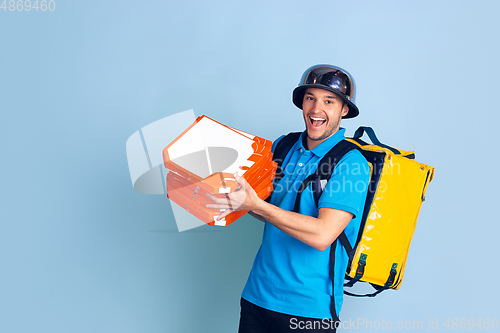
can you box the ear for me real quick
[341,104,349,117]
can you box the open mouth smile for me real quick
[309,116,327,129]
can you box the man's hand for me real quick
[206,174,353,251]
[206,174,261,221]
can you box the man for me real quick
[207,65,370,332]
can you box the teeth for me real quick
[310,117,325,121]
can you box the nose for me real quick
[311,99,322,113]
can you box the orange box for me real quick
[167,176,273,226]
[162,115,273,194]
[167,166,276,208]
[163,115,277,226]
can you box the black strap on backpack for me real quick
[344,263,398,298]
[268,131,395,300]
[290,140,359,214]
[264,132,302,204]
[353,126,401,155]
[268,132,378,307]
[268,132,359,252]
[273,132,302,184]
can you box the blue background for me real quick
[1,1,499,332]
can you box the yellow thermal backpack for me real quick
[271,126,435,297]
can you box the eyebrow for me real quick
[305,92,338,99]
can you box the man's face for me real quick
[302,87,349,145]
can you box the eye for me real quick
[305,96,314,100]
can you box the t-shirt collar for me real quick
[294,127,347,157]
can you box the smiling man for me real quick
[207,65,370,333]
[303,87,348,148]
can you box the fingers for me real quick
[206,203,230,209]
[206,194,231,210]
[207,193,235,221]
[225,193,233,210]
[206,193,218,202]
[206,193,228,204]
[206,175,248,222]
[217,209,231,220]
[205,197,231,221]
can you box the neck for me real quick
[305,127,340,150]
[306,137,323,150]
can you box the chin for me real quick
[307,132,320,141]
[307,130,326,141]
[307,125,336,142]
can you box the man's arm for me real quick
[206,175,352,251]
[248,211,266,222]
[252,199,352,251]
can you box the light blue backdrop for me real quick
[1,1,499,332]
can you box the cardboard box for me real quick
[162,115,276,226]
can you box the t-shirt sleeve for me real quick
[317,149,371,218]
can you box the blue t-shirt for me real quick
[241,128,370,319]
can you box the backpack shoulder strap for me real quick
[291,139,359,255]
[292,140,359,212]
[272,132,302,183]
[313,140,359,203]
[264,132,301,204]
